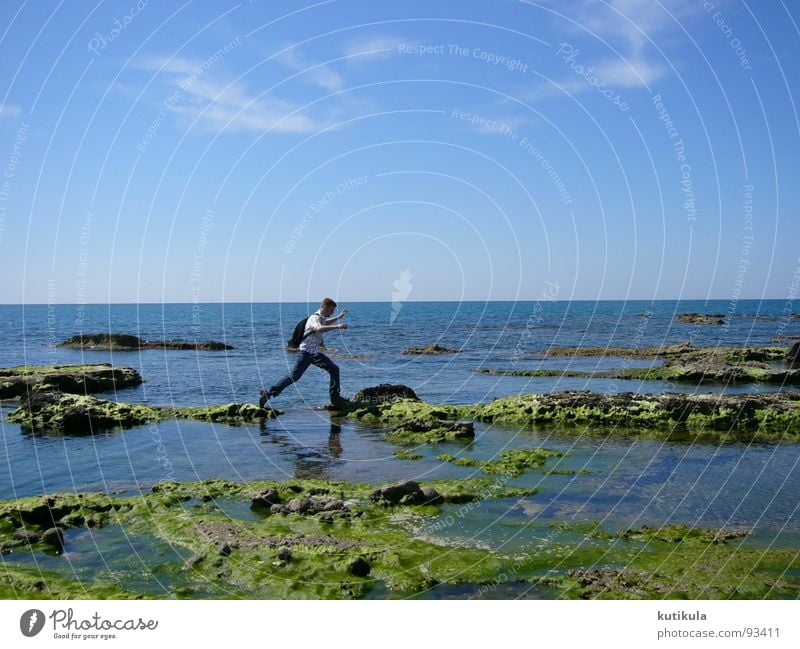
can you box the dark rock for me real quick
[420,486,444,505]
[12,529,40,544]
[277,547,292,561]
[250,488,282,509]
[401,343,460,355]
[219,543,232,557]
[351,384,419,405]
[57,333,233,351]
[348,556,371,577]
[0,363,143,398]
[788,342,800,369]
[675,313,725,325]
[287,497,311,514]
[42,527,65,551]
[186,555,205,568]
[371,480,427,505]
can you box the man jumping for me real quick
[260,298,349,408]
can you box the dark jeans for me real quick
[268,351,341,402]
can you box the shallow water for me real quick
[1,300,799,596]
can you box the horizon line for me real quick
[0,297,792,307]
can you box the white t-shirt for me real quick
[298,311,328,353]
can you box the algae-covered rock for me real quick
[675,313,726,325]
[3,479,795,599]
[387,418,475,445]
[401,344,460,355]
[484,344,798,385]
[0,363,142,398]
[541,523,799,599]
[435,448,565,477]
[471,390,800,442]
[8,390,279,433]
[8,390,161,432]
[57,333,232,351]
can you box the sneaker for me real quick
[329,396,351,409]
[258,390,270,409]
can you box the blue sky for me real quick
[0,0,798,303]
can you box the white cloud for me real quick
[591,56,666,87]
[342,36,405,62]
[275,47,344,92]
[0,104,22,119]
[137,55,328,134]
[532,0,698,93]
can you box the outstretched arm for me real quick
[325,307,349,323]
[317,323,348,333]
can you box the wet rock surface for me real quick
[0,363,142,399]
[674,313,726,325]
[370,480,442,506]
[8,389,279,433]
[401,343,460,355]
[351,384,419,404]
[479,344,800,385]
[1,479,796,599]
[57,333,232,351]
[388,418,475,444]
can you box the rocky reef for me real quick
[1,478,795,600]
[57,333,232,351]
[0,363,142,399]
[401,344,460,355]
[674,313,726,325]
[339,386,800,443]
[8,390,278,433]
[480,344,800,385]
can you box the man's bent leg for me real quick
[310,353,341,402]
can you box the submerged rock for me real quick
[0,363,142,399]
[478,344,800,385]
[57,333,232,351]
[401,343,460,355]
[387,418,475,444]
[371,480,429,505]
[41,527,65,552]
[675,313,726,325]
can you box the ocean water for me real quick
[1,300,799,557]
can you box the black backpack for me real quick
[287,315,313,349]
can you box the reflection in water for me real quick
[258,418,344,480]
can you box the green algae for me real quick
[541,344,787,361]
[470,392,800,442]
[341,390,800,444]
[7,392,279,433]
[435,448,566,477]
[0,564,144,599]
[0,478,539,599]
[1,481,796,599]
[392,449,423,461]
[475,365,800,385]
[346,398,463,427]
[540,524,800,599]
